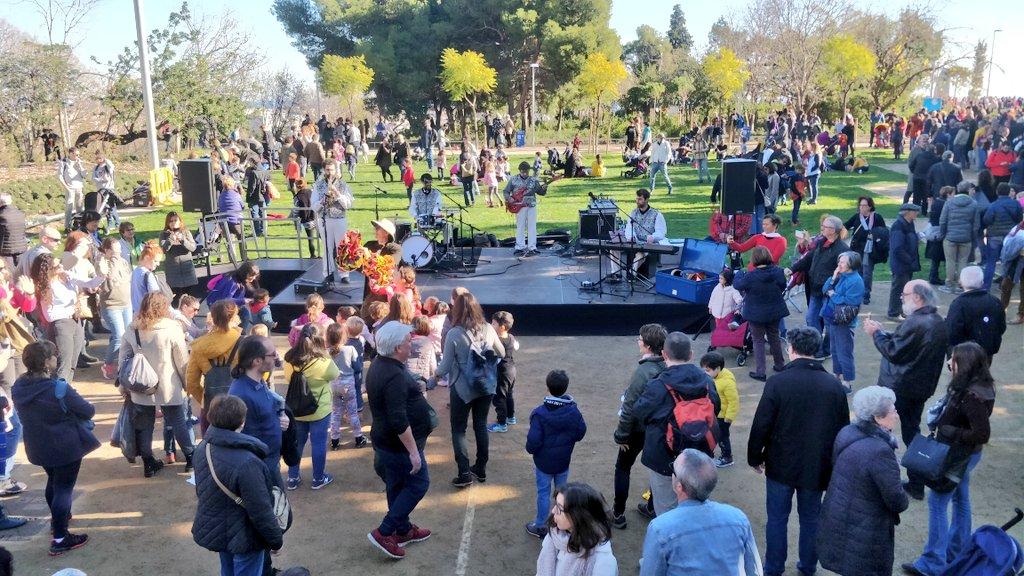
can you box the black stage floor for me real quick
[196,250,710,336]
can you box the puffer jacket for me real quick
[613,356,667,444]
[0,204,28,256]
[983,196,1024,241]
[526,395,587,475]
[633,363,721,475]
[939,194,980,244]
[873,305,949,400]
[734,265,790,324]
[817,422,909,576]
[192,427,283,554]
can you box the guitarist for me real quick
[503,161,550,257]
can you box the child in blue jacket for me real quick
[525,370,586,539]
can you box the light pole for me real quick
[530,62,539,147]
[133,0,160,170]
[986,29,1002,99]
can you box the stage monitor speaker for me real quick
[179,159,215,213]
[721,158,757,215]
[578,211,616,241]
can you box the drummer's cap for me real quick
[421,173,433,182]
[371,219,396,240]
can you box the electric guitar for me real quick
[506,174,562,214]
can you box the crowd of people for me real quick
[0,96,1020,575]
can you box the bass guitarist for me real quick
[504,161,556,257]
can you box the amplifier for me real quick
[578,210,617,241]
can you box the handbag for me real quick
[922,224,942,242]
[206,442,291,532]
[901,433,950,483]
[832,303,860,325]
[118,329,160,395]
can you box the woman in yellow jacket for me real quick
[184,300,242,433]
[283,323,340,491]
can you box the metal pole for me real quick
[133,0,160,171]
[986,30,1000,99]
[530,63,538,147]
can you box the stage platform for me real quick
[195,249,711,336]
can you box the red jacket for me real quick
[729,233,789,270]
[709,213,752,244]
[986,150,1015,177]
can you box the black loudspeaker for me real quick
[721,158,757,215]
[179,159,216,213]
[578,211,616,240]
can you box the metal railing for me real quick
[197,208,323,276]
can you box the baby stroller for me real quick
[707,312,753,367]
[944,507,1023,575]
[622,156,649,179]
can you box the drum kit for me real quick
[399,209,458,268]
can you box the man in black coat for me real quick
[192,395,283,573]
[0,195,27,269]
[909,144,939,216]
[633,331,720,516]
[946,266,1006,359]
[926,150,963,203]
[887,203,922,320]
[863,280,949,494]
[747,326,850,576]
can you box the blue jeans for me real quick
[288,415,330,481]
[425,147,434,171]
[2,410,21,478]
[765,477,823,576]
[913,452,983,576]
[697,158,710,182]
[807,174,820,202]
[376,447,430,536]
[354,370,364,409]
[101,306,133,365]
[861,258,876,302]
[805,294,828,356]
[462,178,476,206]
[752,205,765,234]
[218,549,265,576]
[535,467,569,526]
[983,237,1003,291]
[827,321,856,382]
[164,401,197,455]
[790,196,802,224]
[649,161,672,193]
[975,146,987,171]
[250,204,266,237]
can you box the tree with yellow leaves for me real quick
[577,52,627,153]
[319,54,375,117]
[439,48,497,144]
[701,48,749,114]
[819,35,876,111]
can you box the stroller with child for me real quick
[621,155,649,178]
[707,313,752,367]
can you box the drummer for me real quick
[409,173,443,224]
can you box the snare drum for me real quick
[401,234,435,267]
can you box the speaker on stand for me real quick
[720,158,758,270]
[179,159,216,214]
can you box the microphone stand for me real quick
[372,185,389,221]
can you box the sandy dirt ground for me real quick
[2,282,1022,575]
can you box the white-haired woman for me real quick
[787,214,849,358]
[821,251,865,394]
[817,386,908,576]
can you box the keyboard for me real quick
[579,239,680,256]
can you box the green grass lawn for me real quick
[14,152,912,281]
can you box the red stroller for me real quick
[707,312,752,366]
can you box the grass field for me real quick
[7,149,912,280]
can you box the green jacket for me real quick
[285,357,340,422]
[613,356,667,444]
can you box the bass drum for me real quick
[401,234,434,267]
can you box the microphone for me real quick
[588,191,597,201]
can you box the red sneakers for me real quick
[395,525,431,547]
[368,529,405,559]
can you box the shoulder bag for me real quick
[206,442,291,531]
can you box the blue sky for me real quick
[2,0,1020,96]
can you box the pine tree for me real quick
[668,4,693,52]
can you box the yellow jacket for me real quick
[591,160,606,177]
[715,368,739,422]
[185,327,243,403]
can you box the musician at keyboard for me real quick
[609,188,668,283]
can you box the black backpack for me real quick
[285,361,318,417]
[203,338,242,409]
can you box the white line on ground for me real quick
[455,488,476,576]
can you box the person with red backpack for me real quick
[747,326,850,576]
[631,332,721,516]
